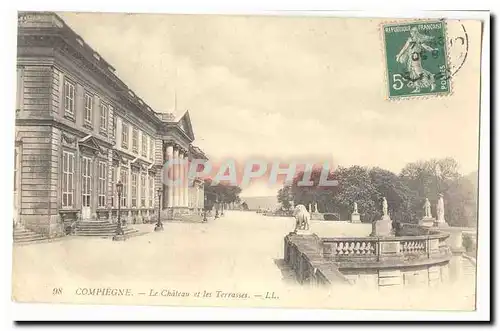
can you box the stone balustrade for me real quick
[284,223,454,288]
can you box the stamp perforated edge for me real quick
[379,18,454,102]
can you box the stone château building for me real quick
[14,12,208,236]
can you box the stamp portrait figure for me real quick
[396,27,438,93]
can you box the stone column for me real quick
[178,149,185,207]
[166,144,174,208]
[172,146,180,207]
[183,153,189,208]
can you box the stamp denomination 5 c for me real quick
[383,21,450,99]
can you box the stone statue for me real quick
[353,202,358,214]
[423,198,432,218]
[293,204,311,232]
[314,202,318,213]
[382,197,388,217]
[437,194,445,221]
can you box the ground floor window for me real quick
[149,175,154,208]
[62,151,75,208]
[82,157,92,207]
[110,166,116,207]
[140,173,146,207]
[131,172,138,208]
[98,161,107,208]
[120,168,128,207]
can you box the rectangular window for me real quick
[82,157,92,208]
[121,122,129,149]
[84,93,93,125]
[112,116,116,138]
[62,151,75,208]
[131,172,138,208]
[149,137,154,161]
[110,165,116,208]
[64,80,75,116]
[98,161,107,208]
[141,133,147,157]
[149,175,154,208]
[140,173,146,207]
[100,102,108,133]
[132,128,138,154]
[120,169,128,207]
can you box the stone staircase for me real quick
[13,226,47,244]
[74,220,141,238]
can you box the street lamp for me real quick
[113,181,125,241]
[155,187,164,231]
[215,196,220,219]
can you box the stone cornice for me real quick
[16,117,115,149]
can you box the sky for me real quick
[58,13,482,197]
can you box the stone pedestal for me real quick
[371,216,393,237]
[350,212,361,223]
[419,217,435,227]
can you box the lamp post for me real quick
[113,181,125,241]
[215,195,220,219]
[155,187,164,231]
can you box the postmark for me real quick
[383,20,450,99]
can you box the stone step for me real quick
[13,227,47,243]
[14,236,47,243]
[14,232,45,239]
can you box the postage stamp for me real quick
[383,20,450,99]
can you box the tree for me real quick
[290,167,339,213]
[330,166,378,222]
[277,185,292,210]
[445,174,477,227]
[399,157,476,226]
[204,178,242,211]
[369,167,414,222]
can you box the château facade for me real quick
[14,12,208,236]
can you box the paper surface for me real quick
[12,11,485,315]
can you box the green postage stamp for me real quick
[383,20,450,99]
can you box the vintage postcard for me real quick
[10,10,488,318]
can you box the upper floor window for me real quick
[132,127,138,154]
[99,102,108,133]
[112,116,117,139]
[149,137,154,161]
[121,122,129,149]
[141,133,147,157]
[64,79,75,117]
[84,93,93,126]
